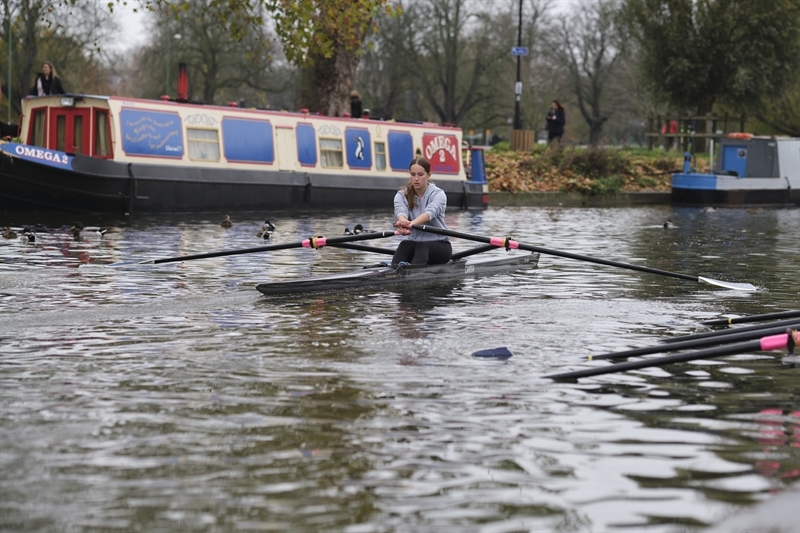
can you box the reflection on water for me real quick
[1,206,799,532]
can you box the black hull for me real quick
[1,152,488,214]
[256,251,539,296]
[672,187,800,207]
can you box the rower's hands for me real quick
[394,219,412,235]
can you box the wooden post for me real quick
[511,129,535,151]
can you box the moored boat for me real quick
[256,250,538,296]
[671,134,800,206]
[0,87,488,214]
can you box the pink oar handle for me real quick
[760,333,788,351]
[301,231,399,249]
[302,237,327,248]
[489,237,519,249]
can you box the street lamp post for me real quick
[7,12,12,125]
[165,33,182,96]
[513,0,523,131]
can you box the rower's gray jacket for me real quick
[393,182,449,242]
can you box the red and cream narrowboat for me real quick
[1,92,488,214]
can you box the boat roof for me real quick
[23,93,460,130]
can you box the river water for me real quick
[1,205,798,532]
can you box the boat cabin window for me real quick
[187,128,220,161]
[29,109,47,147]
[375,142,386,170]
[94,110,111,157]
[320,138,343,168]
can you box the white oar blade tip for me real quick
[472,347,513,360]
[698,276,758,292]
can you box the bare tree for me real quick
[372,0,507,126]
[355,8,418,120]
[127,0,289,107]
[544,0,626,145]
[1,0,118,119]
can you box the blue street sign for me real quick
[511,47,529,56]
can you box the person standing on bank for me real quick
[392,157,452,266]
[545,100,566,143]
[350,90,363,119]
[29,61,65,97]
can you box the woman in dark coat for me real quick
[350,90,363,119]
[29,61,65,97]
[545,100,566,143]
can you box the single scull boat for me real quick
[255,251,539,296]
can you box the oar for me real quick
[328,243,396,255]
[701,310,800,326]
[452,244,499,260]
[411,224,756,291]
[136,231,398,265]
[589,322,800,361]
[661,318,800,344]
[544,331,796,380]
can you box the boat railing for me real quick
[645,114,748,151]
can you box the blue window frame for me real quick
[296,124,317,166]
[388,131,413,171]
[222,118,274,163]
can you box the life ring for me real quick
[728,132,753,140]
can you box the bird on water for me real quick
[256,220,275,239]
[72,222,108,238]
[220,215,233,228]
[345,224,373,235]
[2,227,17,239]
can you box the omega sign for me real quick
[422,133,458,174]
[14,144,70,166]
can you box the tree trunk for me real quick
[298,45,360,116]
[589,119,604,147]
[16,2,41,116]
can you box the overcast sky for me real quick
[113,2,148,53]
[113,0,582,52]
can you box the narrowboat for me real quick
[671,134,800,206]
[0,92,488,214]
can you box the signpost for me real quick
[511,0,534,151]
[512,0,524,132]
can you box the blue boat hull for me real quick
[671,172,800,207]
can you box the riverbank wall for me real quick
[488,191,671,207]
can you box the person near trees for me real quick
[660,119,678,149]
[391,157,452,266]
[546,100,566,143]
[29,61,65,97]
[350,90,363,118]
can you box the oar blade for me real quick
[472,347,513,360]
[411,224,756,291]
[698,276,757,292]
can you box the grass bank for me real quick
[485,144,709,195]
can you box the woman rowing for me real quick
[391,156,452,266]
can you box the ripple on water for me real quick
[1,207,798,532]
